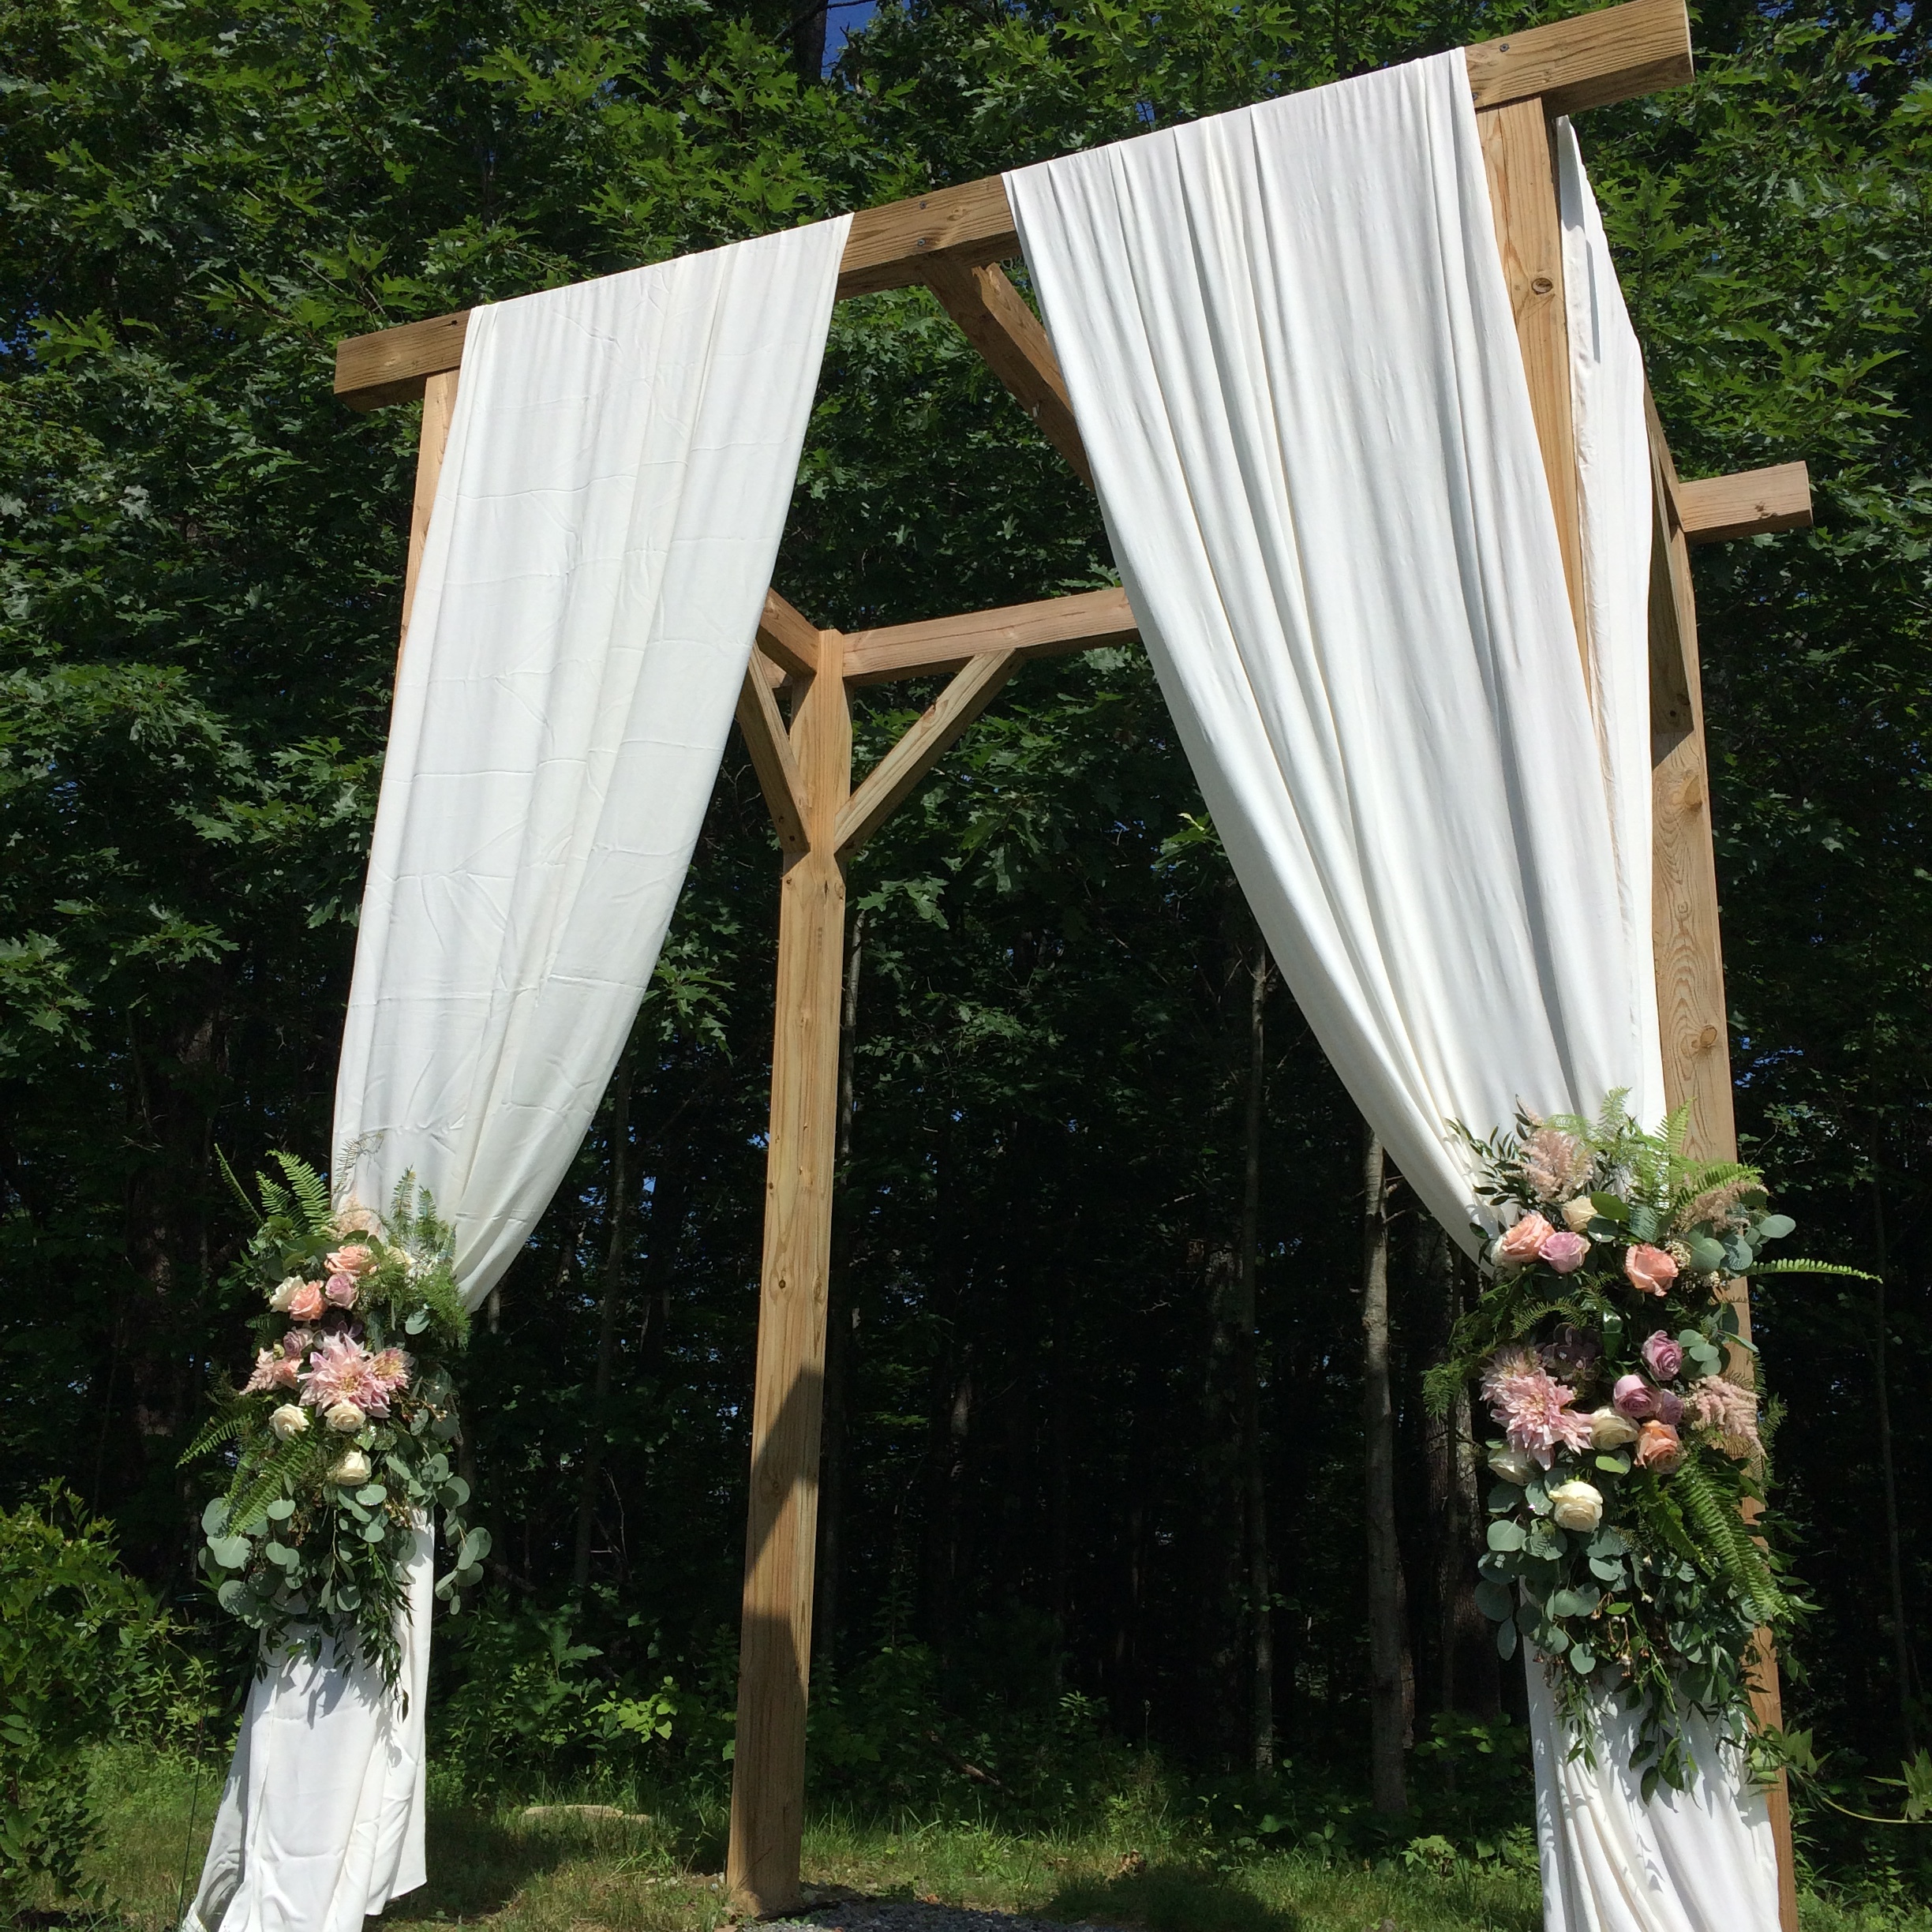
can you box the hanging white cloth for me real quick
[1007,53,1769,1932]
[187,211,851,1932]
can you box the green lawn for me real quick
[67,1747,1932,1932]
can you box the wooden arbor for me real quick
[336,0,1817,1919]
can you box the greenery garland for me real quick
[181,1155,488,1690]
[1428,1095,1870,1799]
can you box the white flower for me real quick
[331,1450,372,1486]
[1488,1445,1538,1486]
[1548,1480,1604,1532]
[1560,1196,1597,1234]
[270,1275,305,1312]
[270,1403,309,1441]
[1589,1406,1640,1450]
[324,1398,365,1434]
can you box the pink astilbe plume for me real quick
[1684,1375,1762,1461]
[1521,1128,1593,1203]
[1484,1349,1593,1469]
[300,1331,398,1417]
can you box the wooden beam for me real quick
[735,661,812,859]
[728,627,851,1919]
[1464,0,1691,115]
[923,260,1093,487]
[333,0,1695,410]
[757,589,824,681]
[841,586,1138,684]
[399,369,459,663]
[1478,97,1590,685]
[1674,462,1813,545]
[1646,393,1800,1932]
[836,174,1018,300]
[835,650,1021,856]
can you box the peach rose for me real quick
[1496,1212,1555,1267]
[286,1282,326,1321]
[1634,1420,1683,1473]
[1624,1244,1679,1297]
[326,1244,376,1279]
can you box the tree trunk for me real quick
[1361,1128,1409,1814]
[1872,1173,1915,1748]
[572,1042,635,1590]
[815,910,864,1675]
[1238,936,1274,1773]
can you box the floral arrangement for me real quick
[1429,1095,1860,1797]
[182,1155,488,1690]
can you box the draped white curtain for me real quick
[1007,55,1771,1932]
[187,212,851,1932]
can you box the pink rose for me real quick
[1613,1372,1664,1421]
[1497,1213,1554,1267]
[1634,1420,1683,1473]
[324,1272,358,1308]
[286,1282,326,1321]
[1641,1332,1684,1380]
[1539,1230,1589,1275]
[1625,1244,1679,1297]
[326,1244,376,1279]
[283,1327,316,1358]
[1656,1387,1684,1426]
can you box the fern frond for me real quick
[215,1147,261,1224]
[179,1406,250,1466]
[256,1170,293,1220]
[1750,1258,1879,1280]
[225,1433,323,1533]
[1676,1460,1783,1624]
[273,1152,335,1234]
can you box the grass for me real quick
[57,1744,1932,1932]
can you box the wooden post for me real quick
[728,628,852,1918]
[1477,96,1590,684]
[401,368,459,654]
[1646,406,1801,1932]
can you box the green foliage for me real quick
[0,1485,211,1908]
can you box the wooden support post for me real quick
[400,369,459,655]
[1646,399,1801,1932]
[1477,96,1590,683]
[728,627,852,1919]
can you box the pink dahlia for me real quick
[368,1347,412,1397]
[1486,1357,1594,1470]
[245,1347,300,1393]
[300,1331,397,1418]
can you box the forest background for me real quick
[2,0,1929,1900]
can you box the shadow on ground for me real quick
[1042,1864,1302,1932]
[380,1802,657,1922]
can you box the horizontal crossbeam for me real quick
[839,586,1138,683]
[1672,462,1812,545]
[331,0,1690,410]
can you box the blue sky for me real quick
[823,0,877,70]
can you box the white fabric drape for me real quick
[1007,51,1660,1258]
[1008,53,1765,1932]
[188,212,851,1932]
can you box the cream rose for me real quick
[269,1275,305,1312]
[331,1450,373,1486]
[1488,1445,1538,1486]
[1589,1406,1639,1450]
[1548,1480,1604,1532]
[1560,1196,1597,1234]
[270,1402,309,1441]
[324,1398,365,1434]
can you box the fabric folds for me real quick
[187,211,852,1932]
[1009,52,1762,1932]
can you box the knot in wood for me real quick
[1530,274,1556,296]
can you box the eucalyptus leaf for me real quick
[1757,1214,1795,1241]
[1496,1620,1519,1661]
[361,1520,389,1544]
[1486,1520,1526,1552]
[1569,1643,1597,1676]
[1687,1236,1728,1272]
[266,1497,296,1522]
[1473,1581,1514,1621]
